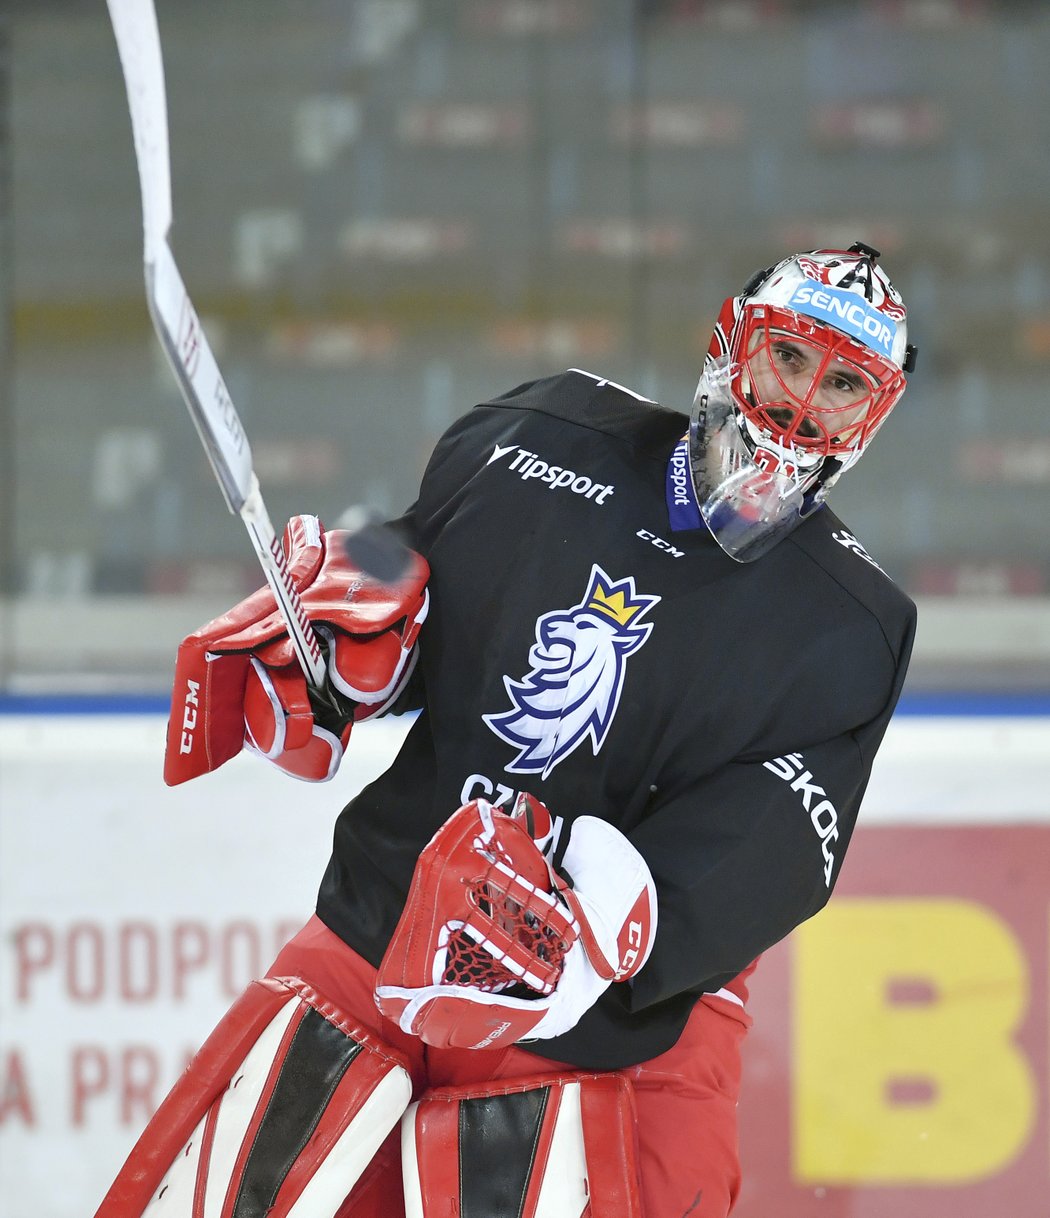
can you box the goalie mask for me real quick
[690,242,917,562]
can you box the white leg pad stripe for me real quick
[284,1070,413,1217]
[401,1103,423,1218]
[532,1083,587,1218]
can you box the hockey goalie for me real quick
[96,244,916,1217]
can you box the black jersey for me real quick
[317,369,915,1069]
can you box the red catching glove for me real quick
[164,514,429,786]
[374,794,658,1050]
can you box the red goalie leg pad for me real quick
[94,977,412,1218]
[401,1072,643,1218]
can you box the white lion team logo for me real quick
[483,564,660,777]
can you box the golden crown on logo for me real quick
[586,580,645,626]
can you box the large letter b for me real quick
[794,898,1035,1182]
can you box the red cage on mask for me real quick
[734,302,908,460]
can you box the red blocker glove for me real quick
[164,514,429,786]
[374,794,658,1051]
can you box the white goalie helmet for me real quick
[689,242,917,563]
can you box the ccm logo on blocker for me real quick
[488,443,615,504]
[178,679,201,755]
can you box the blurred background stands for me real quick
[2,0,1049,694]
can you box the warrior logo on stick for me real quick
[484,564,660,777]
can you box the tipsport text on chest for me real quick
[487,442,615,504]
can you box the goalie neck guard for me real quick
[690,242,917,563]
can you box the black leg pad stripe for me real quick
[458,1087,550,1218]
[232,1007,363,1218]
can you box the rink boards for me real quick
[0,710,1048,1218]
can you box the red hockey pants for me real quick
[267,916,748,1218]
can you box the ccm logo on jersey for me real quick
[637,529,684,558]
[487,443,614,504]
[763,752,839,887]
[178,678,201,755]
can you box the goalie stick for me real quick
[105,0,411,688]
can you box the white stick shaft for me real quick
[106,0,325,687]
[105,0,171,252]
[146,244,253,512]
[240,484,326,685]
